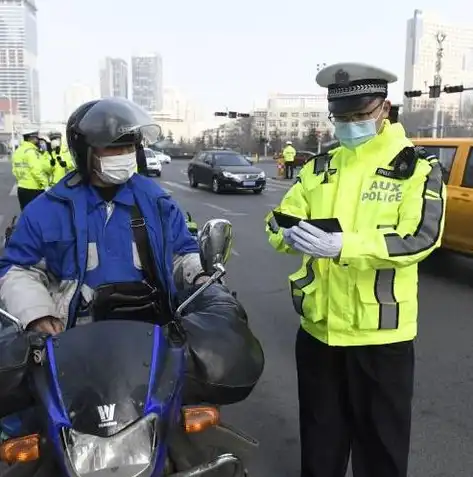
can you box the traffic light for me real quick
[214,112,227,117]
[238,113,250,118]
[404,90,423,98]
[429,85,441,98]
[228,111,237,118]
[444,85,464,94]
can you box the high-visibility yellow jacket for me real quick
[50,145,75,186]
[12,141,48,190]
[265,121,446,346]
[282,145,296,163]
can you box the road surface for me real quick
[0,159,472,476]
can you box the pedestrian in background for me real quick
[265,62,446,477]
[282,140,296,179]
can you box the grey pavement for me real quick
[1,160,473,476]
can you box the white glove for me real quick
[282,228,295,247]
[290,221,343,258]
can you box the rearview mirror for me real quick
[198,219,232,274]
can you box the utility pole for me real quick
[432,32,446,138]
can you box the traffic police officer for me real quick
[265,63,446,477]
[282,140,296,179]
[12,130,49,210]
[49,131,75,186]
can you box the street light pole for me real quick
[432,32,446,138]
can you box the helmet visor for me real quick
[75,98,161,148]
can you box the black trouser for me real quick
[285,162,294,179]
[296,327,414,477]
[17,187,44,211]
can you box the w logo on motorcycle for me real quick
[97,403,117,428]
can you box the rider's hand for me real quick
[27,316,64,335]
[194,275,211,286]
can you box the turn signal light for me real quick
[183,406,220,433]
[0,434,40,464]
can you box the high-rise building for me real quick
[131,53,163,113]
[0,0,40,123]
[99,57,128,98]
[63,83,97,120]
[404,9,473,119]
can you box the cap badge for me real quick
[334,69,350,85]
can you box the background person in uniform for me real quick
[11,130,49,210]
[265,63,446,477]
[282,140,296,179]
[49,131,75,186]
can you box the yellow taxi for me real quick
[412,137,473,256]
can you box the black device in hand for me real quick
[272,210,342,233]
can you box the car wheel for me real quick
[188,172,198,188]
[253,188,263,194]
[212,177,221,194]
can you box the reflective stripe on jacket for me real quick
[265,121,446,346]
[12,142,48,190]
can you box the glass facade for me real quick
[100,57,128,99]
[131,54,163,113]
[0,0,40,123]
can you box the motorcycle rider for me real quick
[0,97,210,335]
[11,130,48,210]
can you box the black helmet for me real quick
[66,97,161,179]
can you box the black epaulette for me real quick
[375,146,433,180]
[311,150,338,183]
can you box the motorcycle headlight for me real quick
[62,414,158,477]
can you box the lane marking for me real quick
[224,212,248,217]
[203,202,230,213]
[265,203,279,208]
[9,185,17,196]
[0,215,4,230]
[162,181,196,192]
[180,169,188,176]
[231,249,240,257]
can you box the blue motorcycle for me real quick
[0,219,263,476]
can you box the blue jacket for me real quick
[0,172,200,329]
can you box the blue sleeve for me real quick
[0,212,44,278]
[167,198,199,255]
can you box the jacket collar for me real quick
[47,172,170,202]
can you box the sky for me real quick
[36,0,473,121]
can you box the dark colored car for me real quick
[187,150,266,194]
[294,150,317,167]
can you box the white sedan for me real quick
[143,148,162,177]
[156,151,171,164]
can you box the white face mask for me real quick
[95,152,136,185]
[51,139,61,149]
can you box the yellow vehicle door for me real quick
[447,146,473,253]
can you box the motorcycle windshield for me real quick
[48,320,183,438]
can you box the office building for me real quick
[131,53,163,113]
[404,9,473,119]
[252,93,332,140]
[99,57,128,98]
[63,83,97,120]
[0,0,40,123]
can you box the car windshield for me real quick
[214,154,250,166]
[144,149,155,158]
